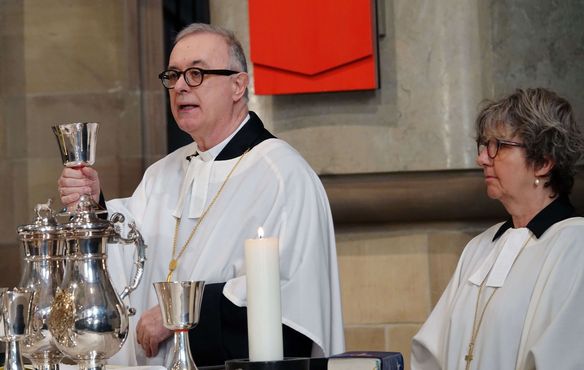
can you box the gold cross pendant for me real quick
[166,259,177,282]
[168,259,177,272]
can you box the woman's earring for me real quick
[534,177,540,186]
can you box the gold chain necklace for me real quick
[166,148,250,282]
[464,235,532,369]
[464,282,497,370]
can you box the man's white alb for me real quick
[106,133,344,366]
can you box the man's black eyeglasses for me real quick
[476,138,526,159]
[158,67,239,89]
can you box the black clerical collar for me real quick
[185,111,276,162]
[492,195,577,241]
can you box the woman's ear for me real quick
[535,157,555,177]
[232,72,249,101]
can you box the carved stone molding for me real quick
[322,168,584,226]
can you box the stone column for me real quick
[0,1,26,286]
[391,0,485,170]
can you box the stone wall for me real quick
[0,0,165,286]
[337,224,479,361]
[0,0,26,286]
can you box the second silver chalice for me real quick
[0,288,34,370]
[154,281,205,370]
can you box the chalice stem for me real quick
[171,329,198,370]
[5,340,25,370]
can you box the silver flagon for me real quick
[48,196,147,370]
[18,201,66,370]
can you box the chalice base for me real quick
[31,358,61,370]
[32,364,60,370]
[73,356,110,370]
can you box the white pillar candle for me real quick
[245,227,284,362]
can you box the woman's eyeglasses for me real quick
[476,138,526,159]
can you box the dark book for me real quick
[309,357,329,370]
[328,351,404,370]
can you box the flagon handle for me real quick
[110,213,147,304]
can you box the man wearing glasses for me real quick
[57,23,344,367]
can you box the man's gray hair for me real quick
[175,23,248,73]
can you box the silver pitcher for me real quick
[48,195,147,370]
[17,200,67,370]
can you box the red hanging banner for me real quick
[248,0,378,95]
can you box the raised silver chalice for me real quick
[52,122,106,215]
[154,281,205,370]
[52,122,98,168]
[0,288,34,370]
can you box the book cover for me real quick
[328,351,404,370]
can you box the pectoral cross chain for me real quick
[465,342,474,369]
[166,148,250,284]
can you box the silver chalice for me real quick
[154,281,205,370]
[52,122,98,169]
[0,288,34,370]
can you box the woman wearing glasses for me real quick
[411,88,584,370]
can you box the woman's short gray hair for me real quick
[476,88,584,196]
[175,23,248,73]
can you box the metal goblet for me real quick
[52,122,98,169]
[52,122,105,215]
[0,288,34,370]
[154,281,205,370]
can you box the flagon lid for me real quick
[60,194,114,238]
[17,199,61,241]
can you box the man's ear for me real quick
[535,157,555,177]
[232,72,249,101]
